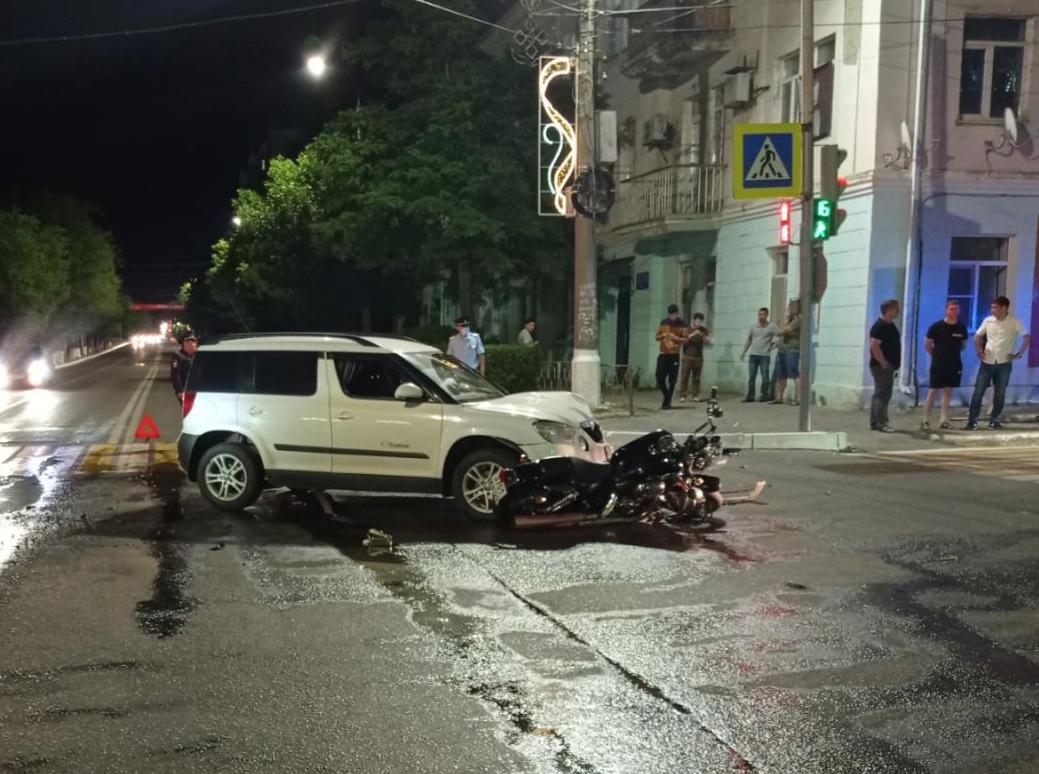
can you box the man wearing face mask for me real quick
[447,315,486,374]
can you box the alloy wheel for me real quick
[204,453,248,502]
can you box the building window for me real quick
[948,237,1009,330]
[709,87,725,164]
[780,51,800,123]
[959,17,1026,118]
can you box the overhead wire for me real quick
[0,0,520,48]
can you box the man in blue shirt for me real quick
[447,315,486,374]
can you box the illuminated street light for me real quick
[232,215,242,228]
[305,54,327,79]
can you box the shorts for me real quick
[775,351,800,379]
[929,362,962,389]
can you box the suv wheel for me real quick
[198,443,263,511]
[452,448,515,520]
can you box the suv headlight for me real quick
[533,420,579,446]
[27,358,51,387]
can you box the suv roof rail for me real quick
[198,332,418,348]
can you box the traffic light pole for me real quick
[571,0,601,407]
[796,0,814,432]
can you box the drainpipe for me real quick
[899,0,932,401]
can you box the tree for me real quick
[0,210,70,331]
[197,0,570,331]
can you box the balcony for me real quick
[608,164,725,232]
[622,2,732,87]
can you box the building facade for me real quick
[598,0,1039,407]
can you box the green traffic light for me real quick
[812,198,835,240]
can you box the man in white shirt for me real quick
[447,315,486,374]
[966,296,1030,430]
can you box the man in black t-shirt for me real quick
[921,300,968,430]
[868,299,901,432]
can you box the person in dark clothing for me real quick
[921,300,967,431]
[868,299,901,432]
[654,304,686,410]
[170,333,198,404]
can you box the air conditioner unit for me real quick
[643,114,675,148]
[723,71,752,108]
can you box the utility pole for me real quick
[797,0,814,431]
[571,0,601,408]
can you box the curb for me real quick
[54,342,130,370]
[604,430,848,452]
[929,430,1039,448]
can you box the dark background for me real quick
[0,1,367,302]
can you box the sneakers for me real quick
[964,422,978,431]
[742,397,755,403]
[988,421,1004,430]
[939,421,951,430]
[679,395,687,403]
[877,425,895,433]
[920,421,930,431]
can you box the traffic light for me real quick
[816,144,848,239]
[778,199,792,245]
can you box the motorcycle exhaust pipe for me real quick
[513,512,592,530]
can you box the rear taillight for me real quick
[182,391,197,418]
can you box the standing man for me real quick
[517,318,537,347]
[655,304,686,410]
[678,313,710,402]
[966,296,1030,430]
[170,332,198,405]
[921,300,967,431]
[740,307,778,402]
[770,299,801,406]
[868,299,901,432]
[448,315,486,375]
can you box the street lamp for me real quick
[231,215,242,228]
[305,54,327,79]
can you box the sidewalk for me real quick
[594,389,1039,455]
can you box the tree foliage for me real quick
[190,0,570,332]
[0,195,125,337]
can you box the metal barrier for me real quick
[539,362,644,414]
[610,164,725,231]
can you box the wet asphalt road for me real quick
[1,349,1038,773]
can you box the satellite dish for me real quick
[900,120,913,152]
[1004,107,1019,143]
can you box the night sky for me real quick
[0,1,367,302]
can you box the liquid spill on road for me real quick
[134,463,198,639]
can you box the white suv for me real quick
[177,333,610,518]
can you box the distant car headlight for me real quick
[0,364,8,389]
[27,358,51,388]
[533,420,578,446]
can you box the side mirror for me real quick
[394,382,425,402]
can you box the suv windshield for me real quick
[403,352,505,403]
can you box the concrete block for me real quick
[740,431,848,451]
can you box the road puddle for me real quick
[134,463,198,639]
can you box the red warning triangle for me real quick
[133,413,162,440]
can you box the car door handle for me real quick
[248,406,263,416]
[336,410,353,420]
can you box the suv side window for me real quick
[253,352,319,396]
[333,354,407,399]
[187,351,245,392]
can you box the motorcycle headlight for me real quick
[533,420,578,446]
[27,358,51,387]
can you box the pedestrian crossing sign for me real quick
[733,123,802,199]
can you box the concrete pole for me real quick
[797,0,814,431]
[570,0,602,408]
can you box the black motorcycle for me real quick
[496,390,733,530]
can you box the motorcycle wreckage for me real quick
[496,389,752,530]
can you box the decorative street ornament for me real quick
[538,56,577,217]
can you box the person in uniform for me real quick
[170,333,198,404]
[447,316,486,374]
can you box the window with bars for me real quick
[947,237,1009,331]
